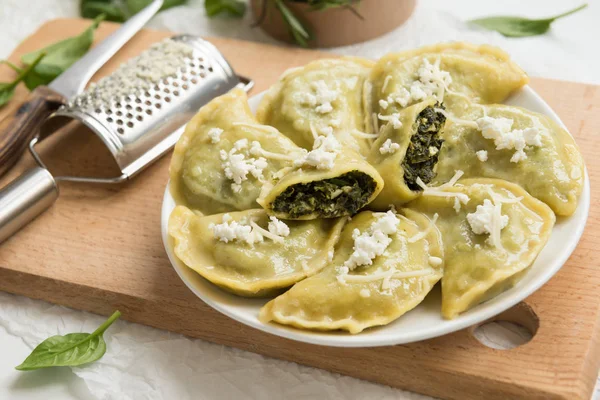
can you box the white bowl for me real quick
[161,87,590,347]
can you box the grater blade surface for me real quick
[42,35,246,180]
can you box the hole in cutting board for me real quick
[470,302,539,350]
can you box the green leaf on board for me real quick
[205,0,246,17]
[21,14,105,90]
[80,0,187,22]
[469,4,587,37]
[0,53,46,107]
[15,310,121,371]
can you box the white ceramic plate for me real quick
[161,87,590,347]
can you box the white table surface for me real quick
[0,1,598,399]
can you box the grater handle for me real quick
[0,86,66,178]
[0,166,59,245]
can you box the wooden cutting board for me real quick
[1,18,599,400]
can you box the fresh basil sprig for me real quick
[275,0,313,47]
[0,54,46,107]
[80,0,187,22]
[20,14,105,91]
[15,310,121,371]
[470,4,587,37]
[205,0,246,17]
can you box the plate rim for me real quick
[160,85,590,347]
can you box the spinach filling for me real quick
[271,171,377,218]
[402,104,446,191]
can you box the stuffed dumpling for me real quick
[365,42,529,133]
[433,103,584,216]
[168,206,346,297]
[258,133,384,220]
[169,88,301,215]
[407,178,555,319]
[367,99,446,209]
[260,209,444,333]
[256,58,374,155]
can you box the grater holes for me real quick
[95,108,101,114]
[107,117,113,123]
[155,103,162,109]
[165,97,171,103]
[106,109,112,115]
[126,112,133,119]
[164,88,170,94]
[136,115,143,121]
[173,90,180,96]
[190,70,197,76]
[146,109,153,115]
[117,127,124,134]
[191,78,198,84]
[208,66,213,72]
[182,76,188,82]
[116,110,123,117]
[154,94,161,100]
[127,121,134,128]
[135,98,142,104]
[145,100,151,106]
[136,106,142,112]
[173,82,179,88]
[116,119,123,125]
[199,72,206,78]
[182,84,189,90]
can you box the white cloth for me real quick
[0,1,598,399]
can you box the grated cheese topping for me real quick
[359,288,371,298]
[294,133,341,170]
[207,128,223,144]
[220,139,268,193]
[298,80,339,114]
[379,138,401,154]
[416,170,470,204]
[342,211,400,271]
[476,117,543,163]
[209,214,290,245]
[476,150,488,162]
[378,113,403,129]
[466,198,508,249]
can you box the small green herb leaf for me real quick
[0,53,46,108]
[205,0,246,17]
[81,1,128,22]
[15,310,121,371]
[275,0,313,47]
[469,4,587,37]
[20,14,105,89]
[126,0,187,14]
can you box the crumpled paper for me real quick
[0,1,598,399]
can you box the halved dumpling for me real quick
[169,88,301,215]
[407,178,555,319]
[365,42,529,133]
[168,206,346,297]
[367,99,446,209]
[433,103,584,216]
[256,58,374,155]
[260,209,444,333]
[258,143,384,220]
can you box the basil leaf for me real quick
[20,14,104,89]
[15,310,120,371]
[0,53,46,108]
[126,0,187,14]
[205,0,246,17]
[274,0,313,47]
[470,4,587,37]
[81,1,127,22]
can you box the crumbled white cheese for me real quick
[327,250,334,262]
[467,198,509,238]
[359,288,371,298]
[453,197,461,213]
[476,117,543,163]
[294,133,341,170]
[267,216,290,237]
[220,139,268,193]
[428,256,443,267]
[298,80,338,114]
[342,211,400,271]
[210,214,288,245]
[379,139,401,155]
[207,128,223,144]
[416,170,470,205]
[379,99,389,110]
[378,113,402,129]
[476,150,488,162]
[387,88,411,108]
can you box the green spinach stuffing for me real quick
[271,171,377,218]
[402,104,446,191]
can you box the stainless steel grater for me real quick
[0,35,252,243]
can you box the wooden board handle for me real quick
[0,86,66,177]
